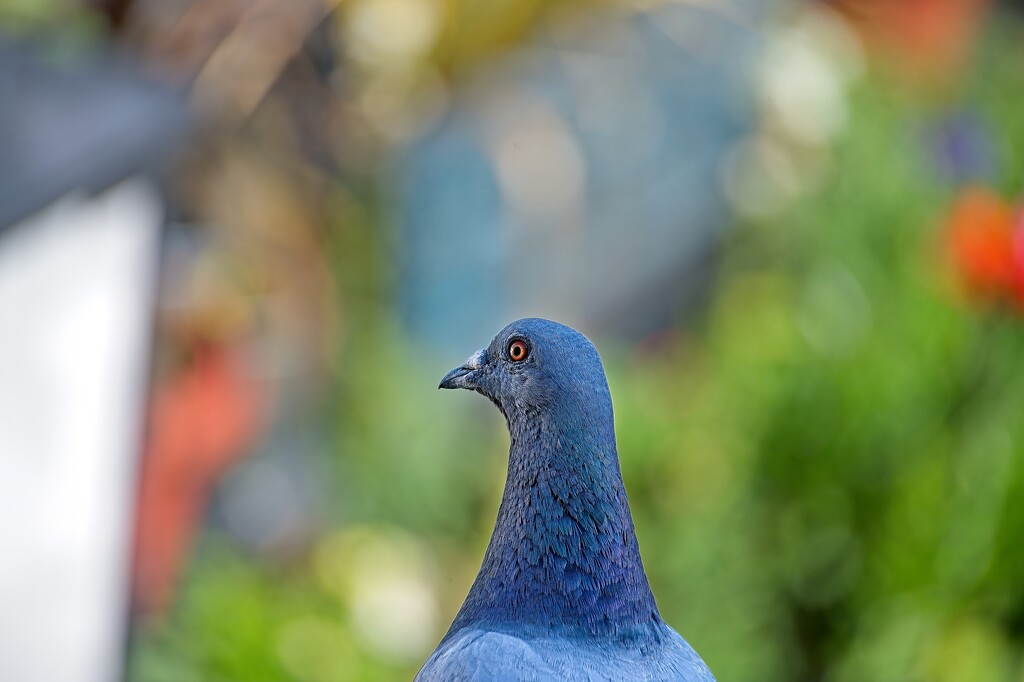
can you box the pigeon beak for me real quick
[439,349,487,390]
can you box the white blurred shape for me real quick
[796,4,864,83]
[344,530,438,661]
[759,24,848,147]
[487,92,586,220]
[348,0,440,65]
[719,133,801,220]
[0,180,161,682]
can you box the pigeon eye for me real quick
[507,339,529,362]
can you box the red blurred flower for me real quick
[835,0,991,86]
[132,342,264,616]
[945,186,1024,308]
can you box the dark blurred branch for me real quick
[187,0,341,124]
[88,0,135,30]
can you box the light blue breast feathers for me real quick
[417,624,714,681]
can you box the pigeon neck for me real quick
[450,407,661,639]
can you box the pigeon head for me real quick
[438,317,613,428]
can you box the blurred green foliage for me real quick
[131,19,1024,682]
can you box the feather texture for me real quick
[420,319,714,681]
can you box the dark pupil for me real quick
[511,343,523,359]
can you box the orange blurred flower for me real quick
[945,186,1024,308]
[1013,210,1024,306]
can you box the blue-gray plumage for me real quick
[417,318,714,681]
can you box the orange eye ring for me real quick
[508,339,529,362]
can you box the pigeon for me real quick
[417,318,714,681]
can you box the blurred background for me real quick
[2,0,1024,680]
